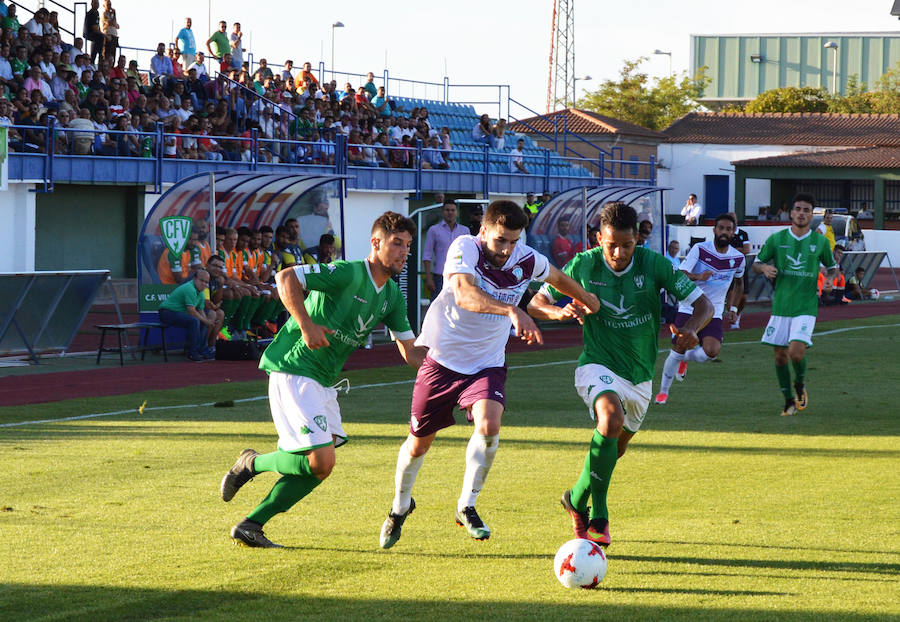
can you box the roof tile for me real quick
[732,146,900,168]
[509,108,666,140]
[664,112,900,146]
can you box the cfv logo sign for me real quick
[160,216,193,255]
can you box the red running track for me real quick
[1,300,897,408]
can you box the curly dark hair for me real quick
[598,201,638,233]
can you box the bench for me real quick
[96,322,169,366]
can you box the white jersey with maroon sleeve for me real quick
[677,240,745,318]
[415,234,551,374]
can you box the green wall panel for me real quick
[693,34,900,100]
[35,185,141,278]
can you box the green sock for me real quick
[252,297,277,325]
[570,430,619,520]
[246,452,321,525]
[246,297,263,329]
[235,296,252,330]
[222,298,239,324]
[791,357,807,385]
[268,300,284,323]
[776,364,793,400]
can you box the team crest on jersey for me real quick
[512,266,524,281]
[326,263,337,273]
[355,313,376,336]
[314,416,328,432]
[160,216,193,255]
[810,244,817,252]
[600,375,613,384]
[633,275,644,289]
[729,258,736,267]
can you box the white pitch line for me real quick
[3,323,898,429]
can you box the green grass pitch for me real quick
[2,315,899,621]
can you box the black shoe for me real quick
[220,448,259,501]
[230,519,283,548]
[455,506,490,540]
[379,498,416,549]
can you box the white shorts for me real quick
[761,315,816,347]
[268,372,347,452]
[574,364,652,434]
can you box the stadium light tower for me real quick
[824,41,838,94]
[653,49,672,77]
[331,21,345,80]
[546,0,575,112]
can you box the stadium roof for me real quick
[663,112,900,146]
[732,146,900,169]
[509,109,666,140]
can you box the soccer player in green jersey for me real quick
[528,202,713,546]
[752,193,837,417]
[218,211,426,548]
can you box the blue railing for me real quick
[7,119,656,197]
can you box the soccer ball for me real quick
[871,288,880,300]
[553,538,607,589]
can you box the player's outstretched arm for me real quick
[527,292,572,322]
[752,261,777,278]
[671,293,714,351]
[395,338,427,369]
[450,273,543,345]
[725,275,744,323]
[275,268,334,350]
[544,265,601,315]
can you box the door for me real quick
[704,174,729,219]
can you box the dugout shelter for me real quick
[137,172,347,331]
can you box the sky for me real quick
[103,0,899,115]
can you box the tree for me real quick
[744,86,830,113]
[576,58,709,131]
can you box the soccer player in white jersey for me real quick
[379,200,600,548]
[655,213,745,404]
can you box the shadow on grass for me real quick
[624,538,900,558]
[613,553,900,576]
[1,584,891,622]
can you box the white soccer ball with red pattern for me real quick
[553,538,607,589]
[871,288,880,300]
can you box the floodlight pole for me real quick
[824,42,839,94]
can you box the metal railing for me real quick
[7,119,657,199]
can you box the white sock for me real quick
[391,438,424,515]
[684,346,709,363]
[458,433,499,511]
[659,350,684,394]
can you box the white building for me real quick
[657,112,900,220]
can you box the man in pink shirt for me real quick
[423,199,468,298]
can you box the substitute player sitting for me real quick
[219,212,426,548]
[655,213,745,404]
[528,202,713,547]
[753,193,837,417]
[379,200,600,548]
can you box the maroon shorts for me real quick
[409,356,507,437]
[672,312,723,344]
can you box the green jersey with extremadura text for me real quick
[259,260,413,386]
[541,247,698,385]
[756,228,835,317]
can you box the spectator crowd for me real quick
[0,5,536,172]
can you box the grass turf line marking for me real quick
[4,322,899,429]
